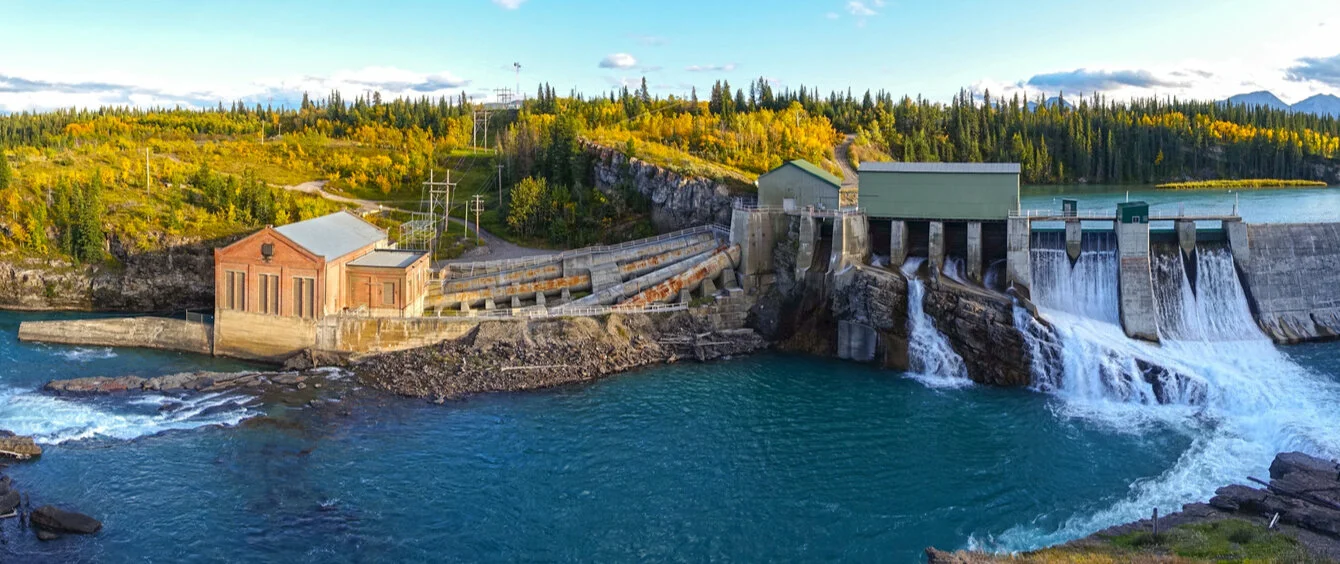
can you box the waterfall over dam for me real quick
[1007,235,1340,548]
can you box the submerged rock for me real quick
[31,505,102,535]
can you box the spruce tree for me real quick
[0,146,10,191]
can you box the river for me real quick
[3,309,1340,562]
[2,185,1339,562]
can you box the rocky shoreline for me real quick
[356,313,768,401]
[927,451,1340,562]
[42,313,768,406]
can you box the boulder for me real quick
[31,506,102,535]
[1271,451,1340,481]
[0,434,42,459]
[0,489,18,514]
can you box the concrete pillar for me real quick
[679,289,692,304]
[1117,220,1159,343]
[1006,216,1032,299]
[459,301,471,313]
[1225,219,1250,265]
[795,214,818,279]
[535,292,547,307]
[560,288,571,303]
[928,221,945,273]
[700,277,717,298]
[732,209,784,282]
[1065,219,1082,262]
[966,221,982,284]
[890,220,909,269]
[828,213,870,274]
[484,298,496,311]
[1176,219,1197,258]
[511,296,521,309]
[721,267,739,289]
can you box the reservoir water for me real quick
[2,185,1339,562]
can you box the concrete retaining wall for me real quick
[214,310,318,361]
[1236,223,1340,342]
[17,316,212,355]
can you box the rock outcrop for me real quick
[31,505,102,537]
[584,141,739,232]
[0,431,42,460]
[44,368,355,407]
[0,234,219,312]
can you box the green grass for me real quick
[1094,519,1312,562]
[1156,179,1330,190]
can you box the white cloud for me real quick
[491,0,526,9]
[0,66,476,113]
[846,1,877,17]
[598,53,639,69]
[685,63,737,73]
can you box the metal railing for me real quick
[439,301,688,320]
[1010,208,1240,220]
[439,224,728,280]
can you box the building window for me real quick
[258,274,280,315]
[383,282,396,306]
[294,277,316,318]
[224,271,246,311]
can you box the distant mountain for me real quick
[1224,91,1290,111]
[1025,97,1075,111]
[1222,91,1340,117]
[1291,94,1340,117]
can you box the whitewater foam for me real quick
[53,347,118,362]
[0,387,258,445]
[1003,245,1340,551]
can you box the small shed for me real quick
[756,160,842,210]
[858,162,1021,220]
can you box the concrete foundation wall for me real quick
[928,221,945,272]
[18,317,212,355]
[324,316,478,356]
[966,222,982,283]
[214,310,319,361]
[731,209,788,282]
[1237,223,1340,342]
[890,220,909,268]
[1116,221,1160,342]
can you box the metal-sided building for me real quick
[756,160,842,211]
[857,162,1022,286]
[857,162,1020,220]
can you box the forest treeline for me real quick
[2,82,1339,261]
[514,79,1340,185]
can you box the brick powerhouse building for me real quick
[214,210,430,322]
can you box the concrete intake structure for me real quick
[828,214,870,274]
[623,245,741,306]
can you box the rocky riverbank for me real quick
[926,451,1340,562]
[355,313,768,401]
[0,234,218,312]
[44,366,357,408]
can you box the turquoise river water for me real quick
[0,185,1337,562]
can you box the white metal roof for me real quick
[274,211,386,260]
[348,249,427,269]
[859,162,1022,174]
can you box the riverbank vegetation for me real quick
[1156,179,1330,190]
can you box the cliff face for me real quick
[0,235,216,312]
[583,142,737,232]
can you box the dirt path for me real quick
[834,134,859,188]
[280,180,553,264]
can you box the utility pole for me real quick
[496,163,504,204]
[472,194,484,245]
[422,170,456,258]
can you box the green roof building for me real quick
[756,160,842,210]
[858,162,1021,220]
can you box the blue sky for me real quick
[2,0,1339,112]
